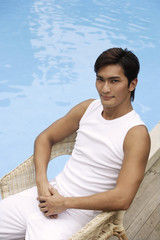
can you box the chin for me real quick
[100,99,115,107]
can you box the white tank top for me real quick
[55,99,145,198]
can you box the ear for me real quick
[129,78,138,92]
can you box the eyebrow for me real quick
[96,75,121,80]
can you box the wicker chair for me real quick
[0,132,128,240]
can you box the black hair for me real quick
[94,47,140,101]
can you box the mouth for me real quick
[101,95,114,100]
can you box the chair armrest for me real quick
[70,210,126,240]
[0,155,35,199]
[0,132,77,199]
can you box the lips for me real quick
[101,95,114,100]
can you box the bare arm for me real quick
[38,125,151,216]
[34,99,94,196]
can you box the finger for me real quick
[40,207,48,212]
[44,211,56,217]
[39,205,47,210]
[44,211,50,217]
[37,196,47,202]
[39,205,47,211]
[49,214,58,219]
[43,211,49,215]
[39,202,46,208]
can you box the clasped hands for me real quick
[37,186,66,219]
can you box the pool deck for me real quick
[110,122,160,240]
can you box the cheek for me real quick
[115,85,129,96]
[95,81,100,91]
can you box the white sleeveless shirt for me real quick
[55,99,145,198]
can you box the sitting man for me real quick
[0,47,150,240]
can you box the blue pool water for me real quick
[0,0,160,179]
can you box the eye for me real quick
[96,77,104,82]
[111,79,119,83]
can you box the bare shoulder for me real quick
[124,125,150,144]
[67,98,95,119]
[123,125,151,159]
[74,98,95,112]
[62,98,95,133]
[38,99,96,143]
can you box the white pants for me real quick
[0,182,94,240]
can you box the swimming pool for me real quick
[0,0,160,179]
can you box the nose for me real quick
[102,81,111,93]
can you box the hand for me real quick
[37,187,66,217]
[37,181,58,219]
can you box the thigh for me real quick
[0,186,39,240]
[0,183,94,240]
[25,210,83,240]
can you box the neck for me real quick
[102,104,133,120]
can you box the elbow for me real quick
[34,134,42,147]
[113,201,130,211]
[112,188,135,211]
[120,201,130,210]
[114,192,133,211]
[118,197,133,210]
[35,132,49,144]
[34,132,52,149]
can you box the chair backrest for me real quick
[50,132,77,160]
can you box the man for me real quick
[0,48,150,240]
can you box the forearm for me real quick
[64,188,129,212]
[34,133,53,183]
[38,187,131,217]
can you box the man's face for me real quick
[96,64,137,110]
